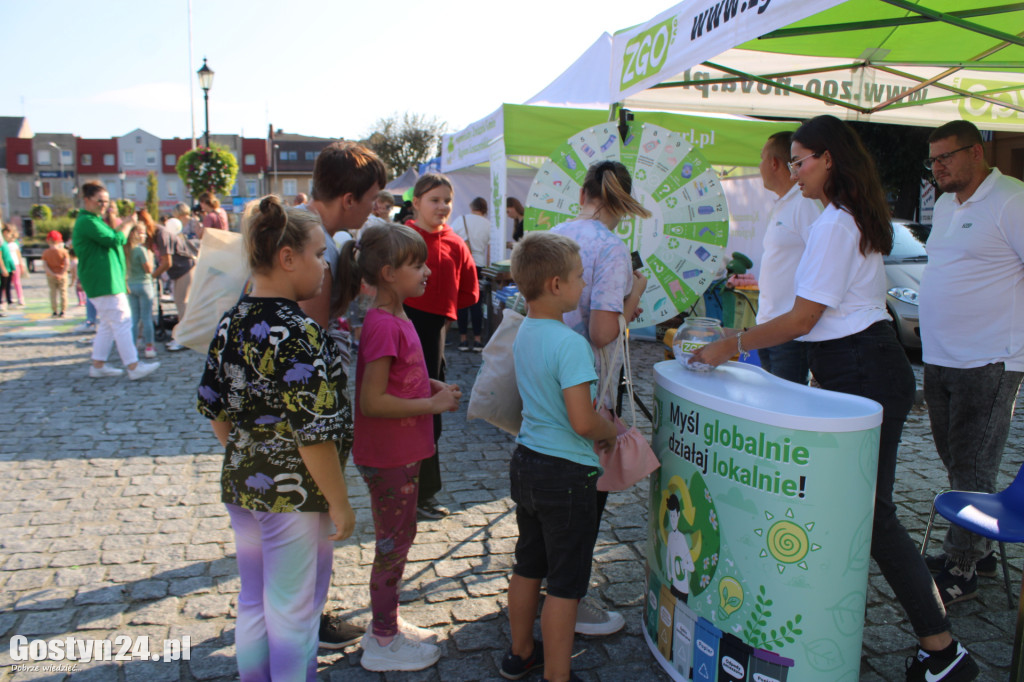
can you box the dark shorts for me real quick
[509,444,600,600]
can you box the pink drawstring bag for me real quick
[593,316,660,491]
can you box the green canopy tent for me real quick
[528,0,1024,130]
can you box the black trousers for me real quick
[404,305,448,504]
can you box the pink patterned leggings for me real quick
[357,461,421,638]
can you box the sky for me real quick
[1,0,676,142]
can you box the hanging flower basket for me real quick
[175,145,239,198]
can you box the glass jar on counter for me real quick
[672,316,726,372]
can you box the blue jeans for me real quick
[925,362,1024,568]
[86,298,97,325]
[510,445,600,600]
[127,280,155,346]
[758,339,809,384]
[808,321,950,638]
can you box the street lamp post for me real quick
[197,58,215,148]
[34,178,41,202]
[119,170,126,201]
[273,144,279,196]
[257,170,264,196]
[49,142,65,198]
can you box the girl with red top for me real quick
[402,173,479,518]
[337,223,462,671]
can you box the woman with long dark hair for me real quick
[691,115,978,682]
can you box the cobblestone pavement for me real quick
[0,271,1021,681]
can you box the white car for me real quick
[885,220,930,349]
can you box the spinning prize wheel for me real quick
[524,122,729,328]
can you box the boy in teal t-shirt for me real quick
[501,232,617,682]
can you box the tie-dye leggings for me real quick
[226,504,332,681]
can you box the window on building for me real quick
[103,153,115,166]
[41,181,52,198]
[123,151,134,166]
[244,153,256,165]
[81,153,93,165]
[246,180,258,196]
[126,181,137,197]
[279,150,297,161]
[230,183,239,196]
[167,181,177,197]
[37,149,52,165]
[304,151,319,161]
[283,179,297,196]
[165,154,176,166]
[145,150,157,166]
[16,153,28,165]
[60,149,73,166]
[18,182,30,198]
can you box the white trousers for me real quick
[91,293,138,366]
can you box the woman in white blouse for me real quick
[691,115,978,681]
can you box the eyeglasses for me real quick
[787,152,821,175]
[923,145,974,170]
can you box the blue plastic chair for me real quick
[920,463,1024,678]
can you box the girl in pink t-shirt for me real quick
[336,223,462,672]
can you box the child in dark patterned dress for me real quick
[197,196,355,681]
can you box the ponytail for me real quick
[334,223,428,314]
[580,161,651,222]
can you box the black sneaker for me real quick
[319,613,363,649]
[416,498,450,520]
[925,552,997,578]
[933,564,978,605]
[501,639,544,680]
[458,342,470,352]
[905,641,979,681]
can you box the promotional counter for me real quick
[645,360,883,682]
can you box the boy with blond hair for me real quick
[501,231,617,682]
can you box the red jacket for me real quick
[404,220,479,320]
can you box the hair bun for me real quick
[259,195,286,231]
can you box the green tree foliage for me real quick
[30,204,52,220]
[364,113,446,180]
[146,172,160,219]
[176,145,239,198]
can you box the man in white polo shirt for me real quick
[755,131,823,383]
[920,120,1024,604]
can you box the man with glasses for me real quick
[72,181,159,380]
[919,120,1024,604]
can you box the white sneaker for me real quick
[127,361,160,381]
[574,594,625,636]
[398,616,439,644]
[359,632,440,672]
[89,365,124,378]
[165,340,186,352]
[143,345,157,359]
[73,322,96,334]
